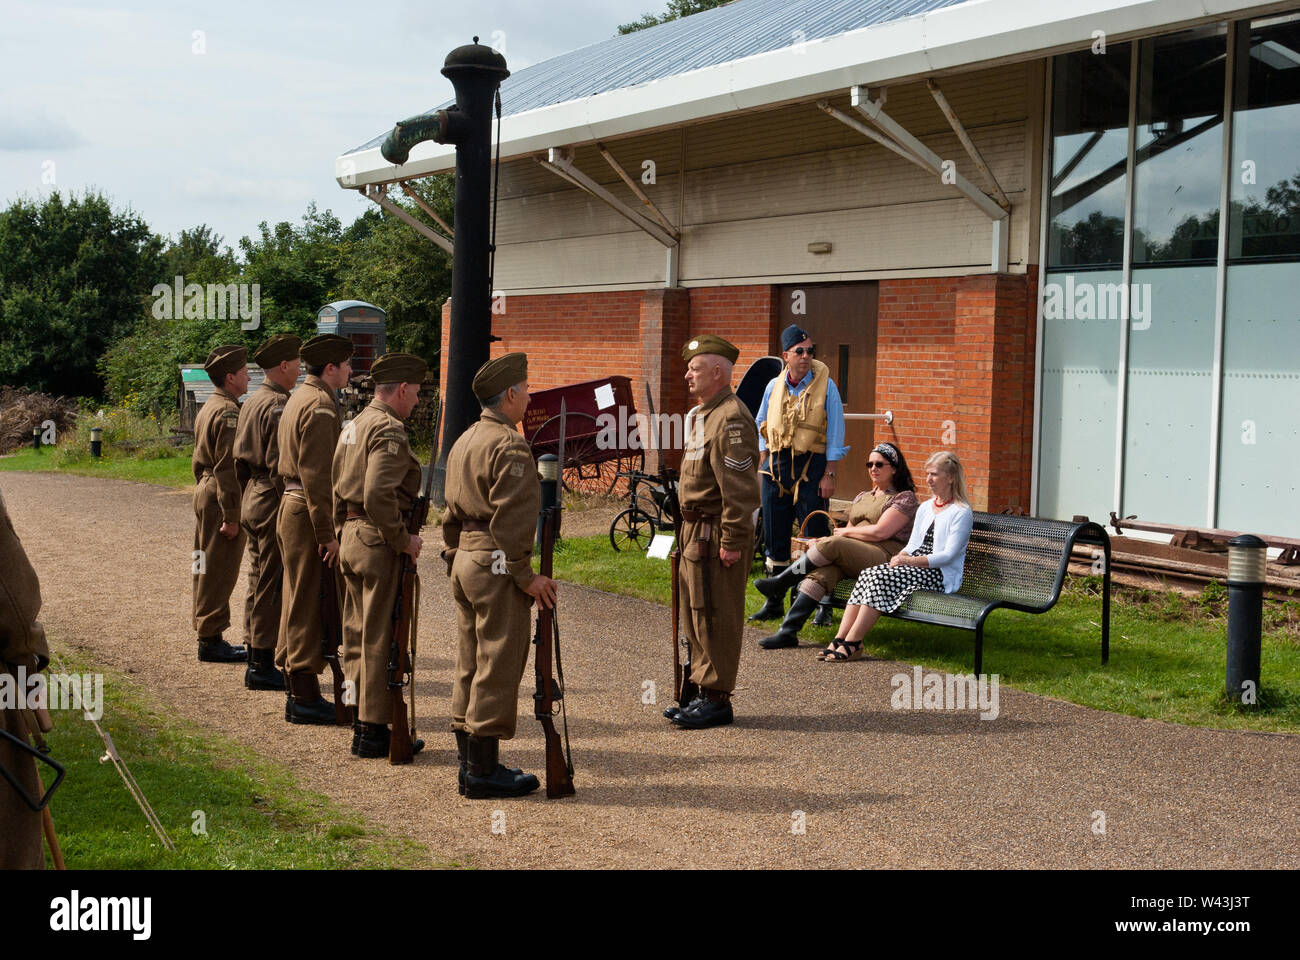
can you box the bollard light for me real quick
[32,426,41,451]
[90,426,103,458]
[1225,534,1266,707]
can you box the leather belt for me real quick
[283,480,303,491]
[679,508,719,523]
[461,518,489,532]
[346,510,366,521]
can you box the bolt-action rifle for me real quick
[532,405,575,798]
[319,557,349,724]
[387,398,439,764]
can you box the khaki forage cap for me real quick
[204,344,247,380]
[472,352,527,400]
[681,334,739,364]
[300,334,353,367]
[371,352,428,385]
[252,333,302,368]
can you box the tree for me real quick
[0,191,164,397]
[618,0,732,34]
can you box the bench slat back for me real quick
[954,513,1086,610]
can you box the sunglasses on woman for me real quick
[867,460,890,469]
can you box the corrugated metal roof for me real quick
[347,0,971,155]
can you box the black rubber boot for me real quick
[747,593,785,622]
[671,688,733,729]
[355,722,390,759]
[811,596,835,627]
[197,634,246,663]
[286,672,338,726]
[759,592,818,649]
[753,554,810,600]
[244,647,285,691]
[464,736,539,799]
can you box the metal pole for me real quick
[32,426,41,451]
[435,40,510,507]
[1225,534,1266,706]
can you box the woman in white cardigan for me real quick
[820,451,974,662]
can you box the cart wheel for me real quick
[610,508,656,552]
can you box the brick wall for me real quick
[439,273,1037,511]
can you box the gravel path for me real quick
[6,471,1298,869]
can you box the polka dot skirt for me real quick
[846,527,945,611]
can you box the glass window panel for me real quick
[1047,46,1131,269]
[1131,27,1227,264]
[1037,270,1123,522]
[1121,266,1217,525]
[1228,13,1300,260]
[1217,262,1300,537]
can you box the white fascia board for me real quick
[334,0,1271,189]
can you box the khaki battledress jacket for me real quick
[191,387,247,636]
[234,380,290,651]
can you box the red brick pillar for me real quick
[953,274,1032,513]
[639,288,691,471]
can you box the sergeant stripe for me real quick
[723,455,753,471]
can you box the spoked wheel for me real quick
[610,508,656,552]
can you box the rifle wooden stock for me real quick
[665,468,696,706]
[388,548,418,765]
[533,507,575,798]
[319,557,350,724]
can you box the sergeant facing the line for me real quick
[442,352,558,798]
[234,333,301,692]
[276,334,353,725]
[332,352,427,759]
[191,344,249,664]
[668,335,761,729]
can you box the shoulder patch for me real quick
[222,411,240,427]
[312,407,337,418]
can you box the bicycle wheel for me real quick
[610,508,656,553]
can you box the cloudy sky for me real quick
[0,0,658,251]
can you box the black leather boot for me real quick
[197,634,246,663]
[753,555,810,599]
[286,671,337,726]
[355,722,390,759]
[244,647,285,691]
[759,592,818,649]
[455,730,519,795]
[811,596,835,627]
[670,688,733,729]
[464,736,539,799]
[747,593,785,622]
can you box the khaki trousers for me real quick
[192,476,247,637]
[240,478,282,651]
[275,494,327,674]
[449,550,532,739]
[339,520,402,725]
[802,536,905,595]
[0,707,44,869]
[678,519,753,693]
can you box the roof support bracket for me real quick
[595,142,679,237]
[398,181,454,238]
[926,79,1012,212]
[362,183,454,256]
[536,147,678,248]
[820,85,1010,272]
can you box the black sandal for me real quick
[822,639,863,662]
[817,639,849,661]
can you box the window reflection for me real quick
[1131,26,1226,264]
[1229,13,1300,259]
[1048,46,1131,269]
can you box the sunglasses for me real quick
[867,460,890,470]
[789,346,815,357]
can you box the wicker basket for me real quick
[790,510,836,559]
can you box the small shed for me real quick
[317,300,386,373]
[177,365,308,433]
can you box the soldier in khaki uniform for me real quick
[235,333,300,691]
[275,334,353,725]
[442,353,557,799]
[666,335,761,729]
[0,488,52,869]
[191,345,250,663]
[332,353,427,758]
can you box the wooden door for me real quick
[775,282,878,497]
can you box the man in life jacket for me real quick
[750,323,847,622]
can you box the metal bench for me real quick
[831,512,1111,675]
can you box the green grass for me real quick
[552,533,1300,734]
[0,446,195,488]
[42,646,457,869]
